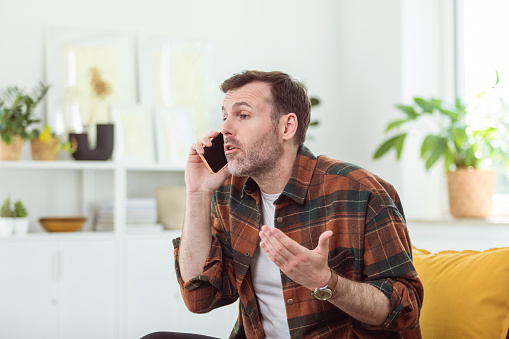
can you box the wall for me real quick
[0,0,449,223]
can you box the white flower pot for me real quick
[0,218,14,237]
[13,217,29,236]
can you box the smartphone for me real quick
[198,132,228,174]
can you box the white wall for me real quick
[0,0,450,221]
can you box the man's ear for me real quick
[281,113,298,141]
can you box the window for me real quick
[457,0,509,195]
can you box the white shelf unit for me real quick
[0,160,206,339]
[0,160,186,233]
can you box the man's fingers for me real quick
[191,131,220,154]
[206,130,220,139]
[270,227,301,256]
[260,227,290,266]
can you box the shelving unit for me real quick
[0,160,185,234]
[0,160,210,339]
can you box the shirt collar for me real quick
[241,145,318,205]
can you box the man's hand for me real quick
[186,130,230,197]
[259,225,333,290]
[179,131,230,282]
[260,225,391,326]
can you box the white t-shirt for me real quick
[250,191,291,339]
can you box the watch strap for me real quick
[327,268,338,294]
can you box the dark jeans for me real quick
[140,332,219,339]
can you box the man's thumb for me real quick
[316,230,333,254]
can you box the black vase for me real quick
[70,124,114,161]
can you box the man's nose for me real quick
[221,115,234,136]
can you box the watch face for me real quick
[313,288,333,300]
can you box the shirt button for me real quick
[276,217,283,223]
[287,299,294,305]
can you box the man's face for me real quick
[221,81,283,178]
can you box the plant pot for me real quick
[448,169,496,218]
[31,138,59,160]
[0,135,23,160]
[13,217,29,236]
[0,218,14,237]
[70,124,114,161]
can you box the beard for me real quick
[225,125,283,178]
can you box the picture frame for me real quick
[110,105,155,164]
[45,28,137,136]
[136,34,216,142]
[153,107,193,166]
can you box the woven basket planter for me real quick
[447,169,496,218]
[31,138,59,161]
[0,135,23,160]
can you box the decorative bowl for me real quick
[39,217,86,232]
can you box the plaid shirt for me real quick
[173,145,423,338]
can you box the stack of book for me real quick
[95,198,163,232]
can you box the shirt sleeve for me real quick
[172,196,239,313]
[362,204,424,331]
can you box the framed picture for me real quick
[110,105,155,164]
[137,34,216,142]
[154,107,193,166]
[45,28,137,136]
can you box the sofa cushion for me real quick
[412,246,509,339]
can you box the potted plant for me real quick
[0,196,14,237]
[30,125,73,160]
[0,196,29,236]
[13,200,29,235]
[0,82,50,160]
[373,81,508,218]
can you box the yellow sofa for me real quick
[412,246,509,339]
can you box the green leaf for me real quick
[420,135,440,159]
[455,98,463,109]
[394,133,407,159]
[310,97,320,107]
[425,137,447,170]
[385,118,409,133]
[430,99,442,108]
[414,98,435,113]
[444,146,455,173]
[395,105,418,119]
[474,127,496,139]
[492,70,500,88]
[438,108,458,120]
[451,126,467,150]
[373,134,405,159]
[464,147,477,167]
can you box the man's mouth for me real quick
[224,143,239,155]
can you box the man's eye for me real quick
[240,114,249,119]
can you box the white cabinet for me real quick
[58,238,116,339]
[0,241,57,339]
[126,235,179,338]
[0,236,116,339]
[126,233,239,339]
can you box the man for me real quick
[174,71,423,338]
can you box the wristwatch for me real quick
[312,269,338,301]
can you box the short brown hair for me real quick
[220,70,311,146]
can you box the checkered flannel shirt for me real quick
[173,145,423,338]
